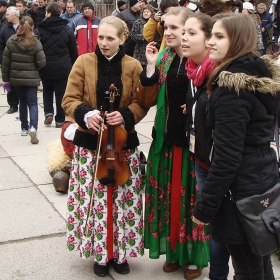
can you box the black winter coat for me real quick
[27,9,38,28]
[0,22,19,64]
[36,6,46,26]
[193,54,280,244]
[0,11,7,32]
[117,8,140,56]
[186,82,213,167]
[38,16,78,80]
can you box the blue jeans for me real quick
[41,78,67,126]
[15,86,38,130]
[195,161,230,280]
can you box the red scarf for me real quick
[186,52,216,87]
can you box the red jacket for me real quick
[72,14,101,55]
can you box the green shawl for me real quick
[154,47,176,154]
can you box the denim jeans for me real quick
[15,86,38,130]
[195,161,230,280]
[41,78,67,126]
[7,85,19,107]
[226,244,275,280]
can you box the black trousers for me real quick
[7,85,19,107]
[41,78,67,126]
[226,243,275,280]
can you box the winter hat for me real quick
[82,1,94,11]
[130,0,140,7]
[243,1,255,13]
[117,0,126,8]
[0,0,7,7]
[148,0,159,9]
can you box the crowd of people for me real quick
[2,0,280,279]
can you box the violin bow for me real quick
[83,108,105,234]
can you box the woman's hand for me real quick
[154,11,162,22]
[192,215,209,225]
[87,113,104,132]
[181,104,187,114]
[146,42,158,75]
[105,111,124,126]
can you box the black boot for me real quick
[93,262,109,277]
[109,259,130,274]
[7,106,18,114]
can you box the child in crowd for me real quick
[2,16,45,144]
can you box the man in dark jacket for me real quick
[36,0,47,25]
[0,6,20,114]
[38,2,78,128]
[117,0,144,56]
[15,0,29,18]
[27,3,38,28]
[257,2,273,54]
[0,0,8,31]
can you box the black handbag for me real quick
[228,114,280,256]
[229,183,280,256]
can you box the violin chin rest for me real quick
[99,176,115,186]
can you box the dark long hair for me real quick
[207,13,259,95]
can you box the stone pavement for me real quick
[0,87,280,280]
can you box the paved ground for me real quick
[0,87,280,280]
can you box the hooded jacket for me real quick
[193,54,280,244]
[38,16,78,80]
[71,13,101,55]
[2,34,46,86]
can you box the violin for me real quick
[96,84,131,186]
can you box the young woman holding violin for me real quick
[62,16,148,277]
[137,7,210,280]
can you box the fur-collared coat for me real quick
[62,46,148,151]
[193,54,280,244]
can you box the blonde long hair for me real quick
[99,16,129,39]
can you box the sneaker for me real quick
[21,129,28,136]
[44,115,53,126]
[29,127,39,144]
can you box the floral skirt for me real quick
[144,142,210,267]
[66,146,144,263]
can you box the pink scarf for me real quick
[186,52,216,87]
